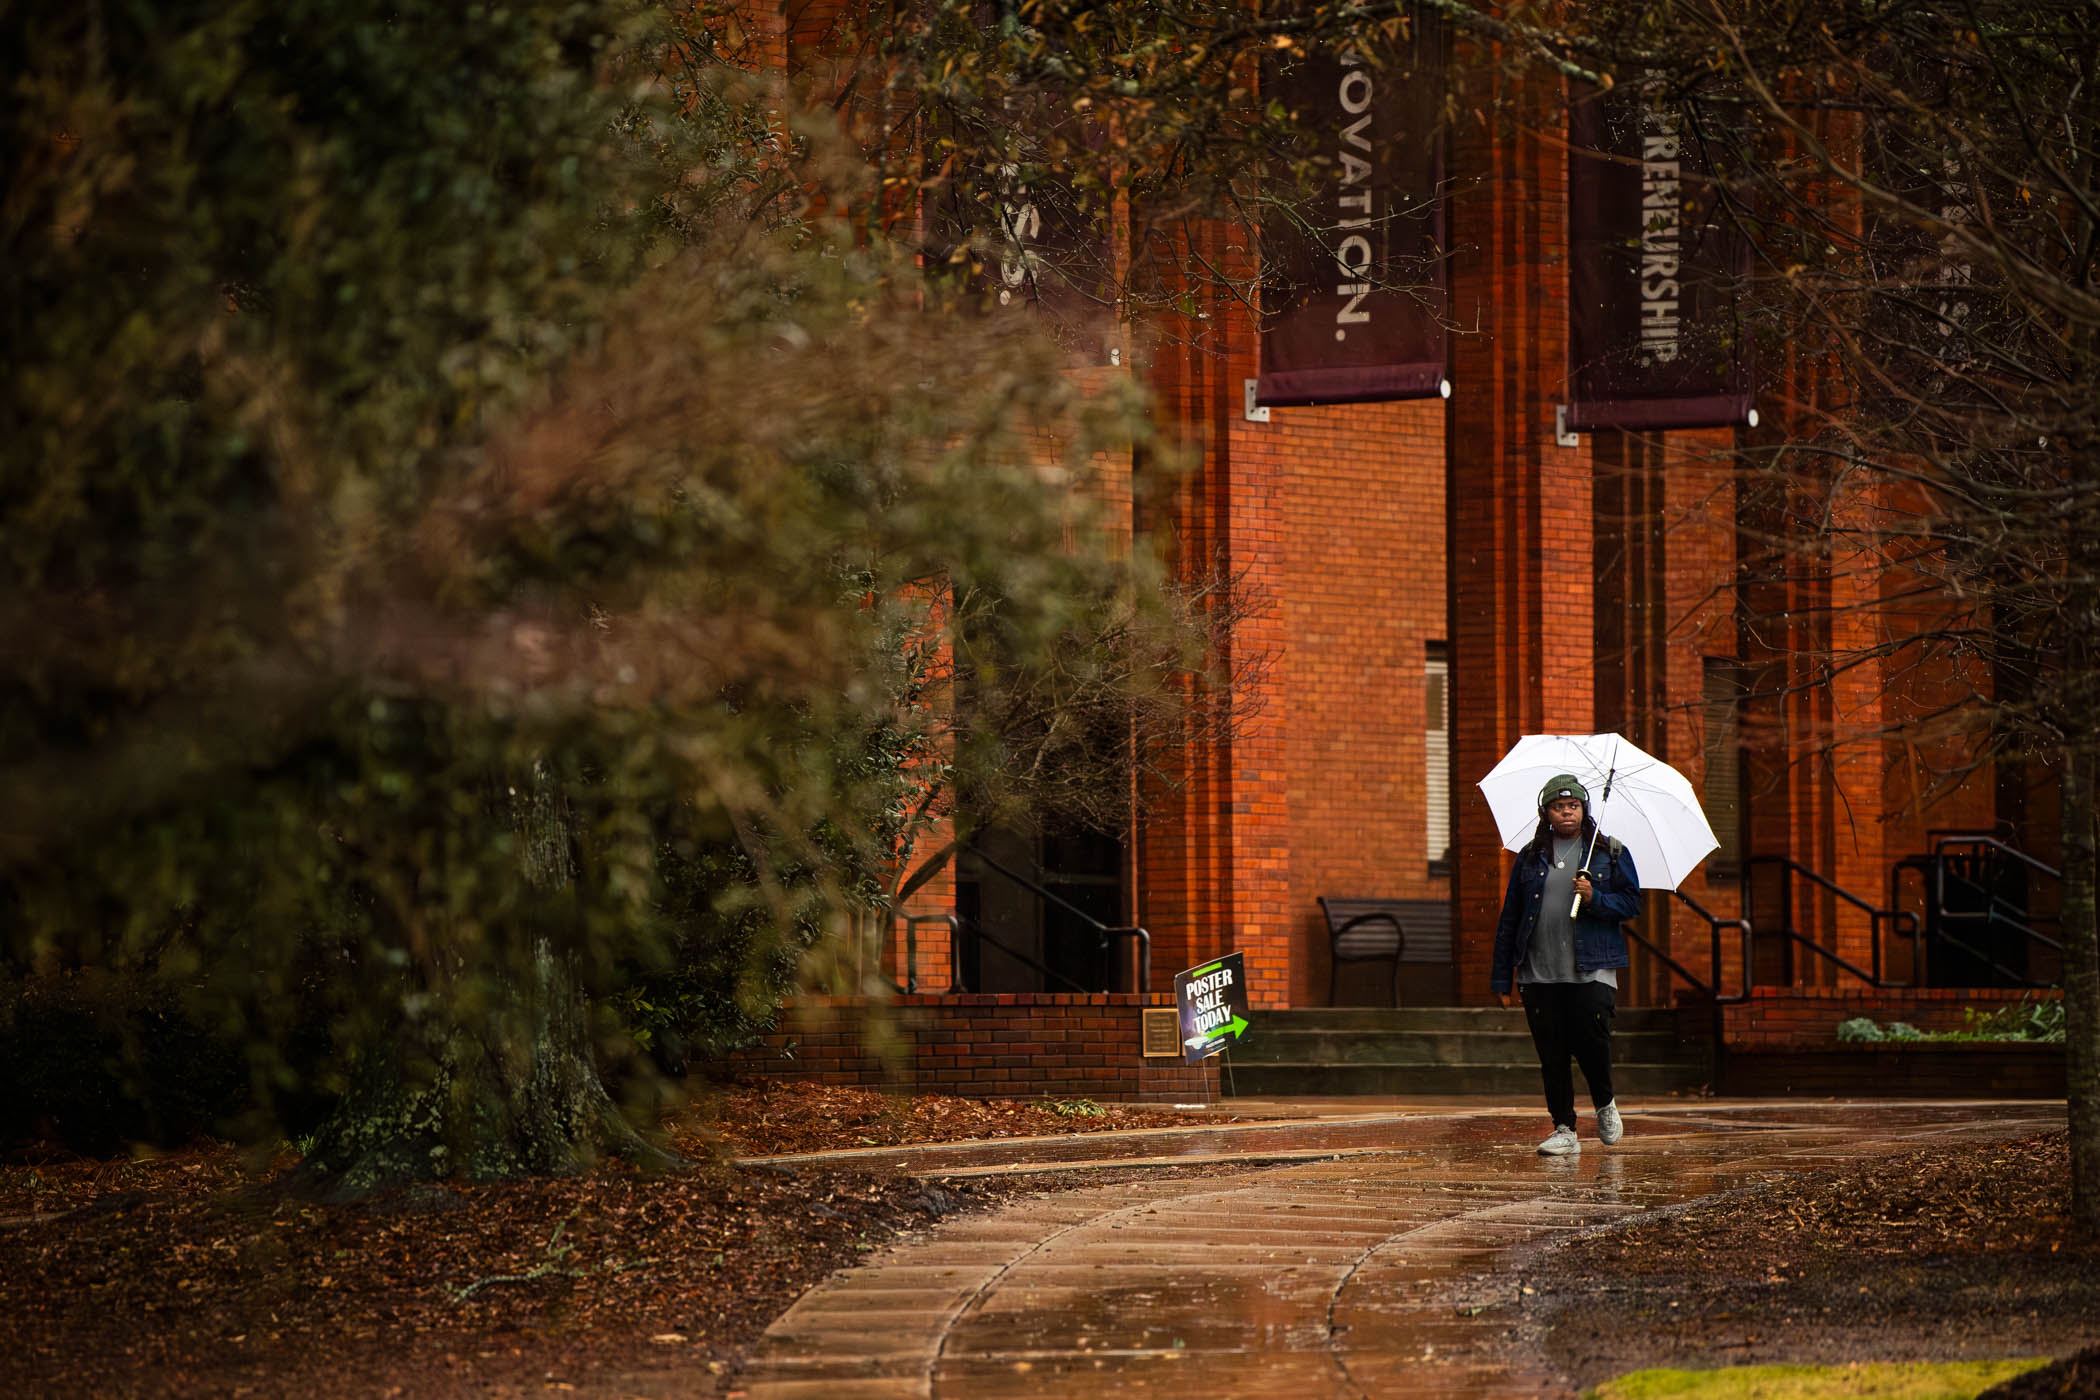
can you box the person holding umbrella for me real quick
[1490,773,1643,1156]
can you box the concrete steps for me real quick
[1221,1006,1714,1098]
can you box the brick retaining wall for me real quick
[1721,1043,2065,1098]
[714,993,1220,1103]
[1712,987,2065,1098]
[715,989,2060,1102]
[1721,986,2060,1048]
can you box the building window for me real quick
[1702,657,1744,880]
[1427,642,1450,874]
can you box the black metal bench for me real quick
[1317,896,1454,1005]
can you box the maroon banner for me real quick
[1256,18,1448,407]
[1567,82,1752,431]
[932,107,1117,363]
[983,129,1117,361]
[1862,113,2024,419]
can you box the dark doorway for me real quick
[955,824,1128,993]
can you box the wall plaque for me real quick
[1140,1006,1182,1058]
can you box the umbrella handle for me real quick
[1572,829,1601,918]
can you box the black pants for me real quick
[1519,981,1616,1129]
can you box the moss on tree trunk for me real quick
[298,768,684,1198]
[295,943,683,1199]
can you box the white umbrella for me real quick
[1477,733,1719,910]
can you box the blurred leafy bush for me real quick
[0,971,247,1155]
[1835,998,2064,1045]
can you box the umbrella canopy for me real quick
[1477,733,1719,890]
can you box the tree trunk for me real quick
[296,765,683,1198]
[294,949,681,1199]
[2064,738,2100,1234]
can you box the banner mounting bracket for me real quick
[1555,404,1581,448]
[1243,380,1271,423]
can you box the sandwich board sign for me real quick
[1174,951,1250,1065]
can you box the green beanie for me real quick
[1538,774,1589,808]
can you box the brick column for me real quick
[1591,432,1662,1002]
[1223,349,1297,1008]
[1447,58,1594,1004]
[1134,236,1293,1008]
[1826,470,1892,978]
[1133,322,1225,992]
[1662,429,1745,995]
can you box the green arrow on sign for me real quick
[1184,1015,1250,1051]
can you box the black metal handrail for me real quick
[1661,889,1756,1090]
[1888,833,2063,988]
[1777,925,1885,985]
[1668,886,1755,1004]
[1925,837,2063,954]
[1927,831,2062,880]
[1746,854,1916,987]
[1624,924,1713,1000]
[897,912,962,993]
[959,844,1152,994]
[945,913,1098,995]
[1925,868,2065,950]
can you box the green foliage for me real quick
[0,971,250,1154]
[1961,999,2068,1044]
[1048,1097,1106,1118]
[1835,1018,1925,1043]
[1836,1002,2065,1045]
[1,0,1179,1165]
[607,838,811,1071]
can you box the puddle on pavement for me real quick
[738,1104,2060,1400]
[745,1099,2020,1178]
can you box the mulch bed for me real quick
[0,1081,1217,1398]
[703,1077,1206,1157]
[1516,1132,2100,1396]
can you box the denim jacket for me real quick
[1490,827,1642,994]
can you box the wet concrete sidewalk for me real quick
[732,1100,2063,1399]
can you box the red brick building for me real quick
[747,3,2054,1036]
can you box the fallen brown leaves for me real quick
[0,1141,276,1220]
[1,1158,994,1398]
[0,1081,1213,1398]
[1986,1343,2100,1399]
[1523,1131,2100,1393]
[698,1077,1208,1157]
[1570,1132,2089,1268]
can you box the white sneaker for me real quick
[1597,1100,1623,1145]
[1536,1125,1580,1156]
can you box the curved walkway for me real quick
[733,1101,2062,1399]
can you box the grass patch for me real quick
[1587,1358,2049,1400]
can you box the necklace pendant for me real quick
[1555,860,1565,869]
